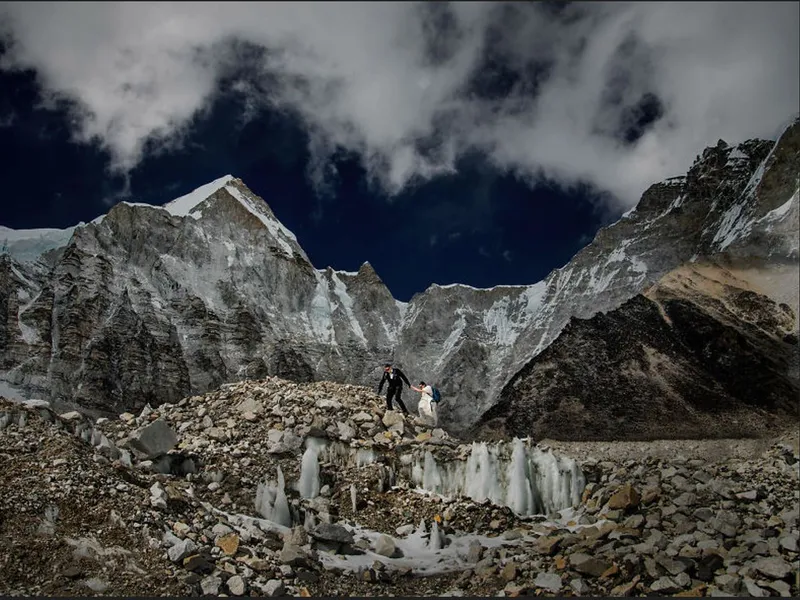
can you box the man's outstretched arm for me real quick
[398,369,411,388]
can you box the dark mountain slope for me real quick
[471,263,799,442]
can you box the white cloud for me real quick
[0,1,797,209]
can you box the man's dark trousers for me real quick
[386,385,409,414]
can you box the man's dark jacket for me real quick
[377,367,411,393]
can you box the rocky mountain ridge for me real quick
[1,119,798,433]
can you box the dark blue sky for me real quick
[0,63,617,302]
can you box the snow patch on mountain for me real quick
[307,277,336,343]
[330,271,367,344]
[436,313,467,369]
[758,188,798,224]
[482,282,548,347]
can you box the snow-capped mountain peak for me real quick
[162,174,236,218]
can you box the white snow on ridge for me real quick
[434,282,530,293]
[758,188,798,224]
[162,175,235,218]
[712,203,750,250]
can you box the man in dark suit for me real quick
[377,363,411,415]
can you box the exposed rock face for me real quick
[1,121,798,430]
[472,262,799,441]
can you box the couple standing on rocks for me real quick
[377,363,439,427]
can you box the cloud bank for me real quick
[0,1,797,208]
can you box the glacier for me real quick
[0,224,78,263]
[289,435,585,518]
[254,466,293,527]
[409,438,585,516]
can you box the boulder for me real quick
[263,579,286,597]
[310,523,354,545]
[168,538,197,563]
[382,412,405,428]
[124,419,178,459]
[752,557,793,580]
[569,553,612,578]
[607,484,640,511]
[227,575,247,596]
[651,577,682,594]
[374,534,399,558]
[200,576,222,595]
[710,510,741,538]
[534,572,562,592]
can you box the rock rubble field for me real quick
[1,376,798,597]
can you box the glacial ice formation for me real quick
[287,435,584,519]
[410,438,585,516]
[296,438,324,499]
[255,466,292,527]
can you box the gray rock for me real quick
[707,586,731,597]
[201,576,222,595]
[337,421,356,441]
[752,556,793,579]
[779,534,798,552]
[382,412,404,428]
[83,578,109,593]
[715,573,742,594]
[474,557,496,577]
[651,577,681,594]
[227,575,247,596]
[279,543,310,567]
[570,578,590,595]
[125,419,178,459]
[534,572,562,592]
[766,580,792,597]
[656,554,689,576]
[742,578,769,597]
[736,490,759,501]
[710,510,741,538]
[693,507,714,522]
[569,553,611,578]
[673,492,697,507]
[467,541,483,563]
[211,523,234,538]
[395,524,415,537]
[310,523,354,545]
[779,508,799,529]
[374,535,398,558]
[693,470,713,484]
[263,579,286,597]
[168,538,197,563]
[623,514,645,529]
[708,479,736,499]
